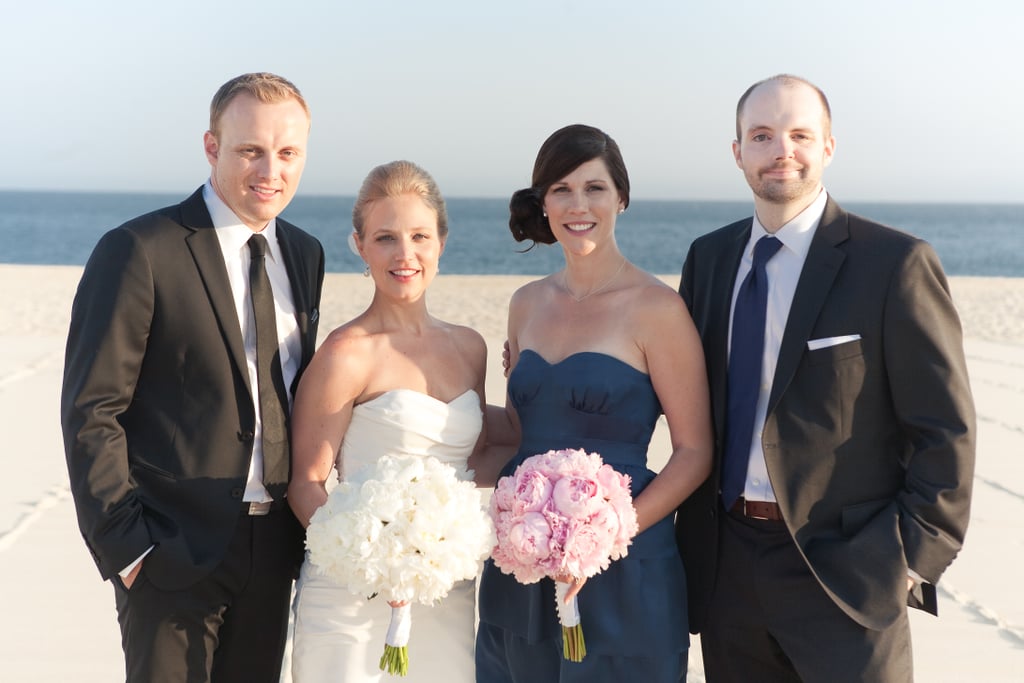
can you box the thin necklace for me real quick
[562,258,627,302]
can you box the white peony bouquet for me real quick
[305,453,493,676]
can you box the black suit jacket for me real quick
[61,187,325,590]
[675,197,975,632]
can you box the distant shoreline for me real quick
[3,193,1021,278]
[4,264,1021,347]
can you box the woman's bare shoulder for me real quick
[314,317,382,368]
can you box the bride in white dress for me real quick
[286,161,499,682]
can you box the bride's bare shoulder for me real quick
[315,317,382,367]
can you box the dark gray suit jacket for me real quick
[675,196,975,633]
[61,187,324,590]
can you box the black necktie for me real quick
[722,235,783,508]
[248,234,290,499]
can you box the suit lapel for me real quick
[767,198,848,413]
[275,223,314,365]
[181,190,251,393]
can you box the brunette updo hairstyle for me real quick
[509,124,631,245]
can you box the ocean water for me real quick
[1,190,1020,277]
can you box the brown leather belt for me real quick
[730,497,784,521]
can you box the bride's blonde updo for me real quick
[352,160,449,239]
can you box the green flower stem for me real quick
[379,644,409,676]
[561,624,586,662]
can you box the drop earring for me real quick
[363,264,370,278]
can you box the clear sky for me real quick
[4,0,1021,202]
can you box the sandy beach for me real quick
[1,264,1021,681]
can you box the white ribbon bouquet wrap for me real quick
[306,454,494,676]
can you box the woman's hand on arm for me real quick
[471,404,521,487]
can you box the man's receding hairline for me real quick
[736,76,832,140]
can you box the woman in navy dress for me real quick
[476,125,713,682]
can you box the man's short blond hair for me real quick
[209,72,308,137]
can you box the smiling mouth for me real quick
[390,269,419,277]
[565,223,596,233]
[250,186,280,198]
[763,166,802,178]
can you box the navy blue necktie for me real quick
[722,235,783,508]
[248,234,290,499]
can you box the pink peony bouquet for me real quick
[489,448,638,661]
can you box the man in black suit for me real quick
[676,74,975,682]
[61,72,325,682]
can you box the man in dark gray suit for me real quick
[676,74,975,682]
[61,72,324,682]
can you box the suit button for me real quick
[230,487,243,499]
[237,430,254,441]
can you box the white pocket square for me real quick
[807,334,861,351]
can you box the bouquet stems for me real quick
[379,603,411,676]
[554,581,586,662]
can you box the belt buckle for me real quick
[247,501,272,516]
[744,499,769,520]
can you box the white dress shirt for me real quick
[728,189,828,503]
[204,181,301,503]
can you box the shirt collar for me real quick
[202,180,282,264]
[749,188,828,261]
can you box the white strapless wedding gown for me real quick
[291,389,483,683]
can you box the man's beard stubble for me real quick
[747,166,819,205]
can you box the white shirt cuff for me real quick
[118,545,154,578]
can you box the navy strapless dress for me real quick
[476,350,689,682]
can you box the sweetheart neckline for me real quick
[518,349,649,377]
[357,388,479,410]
